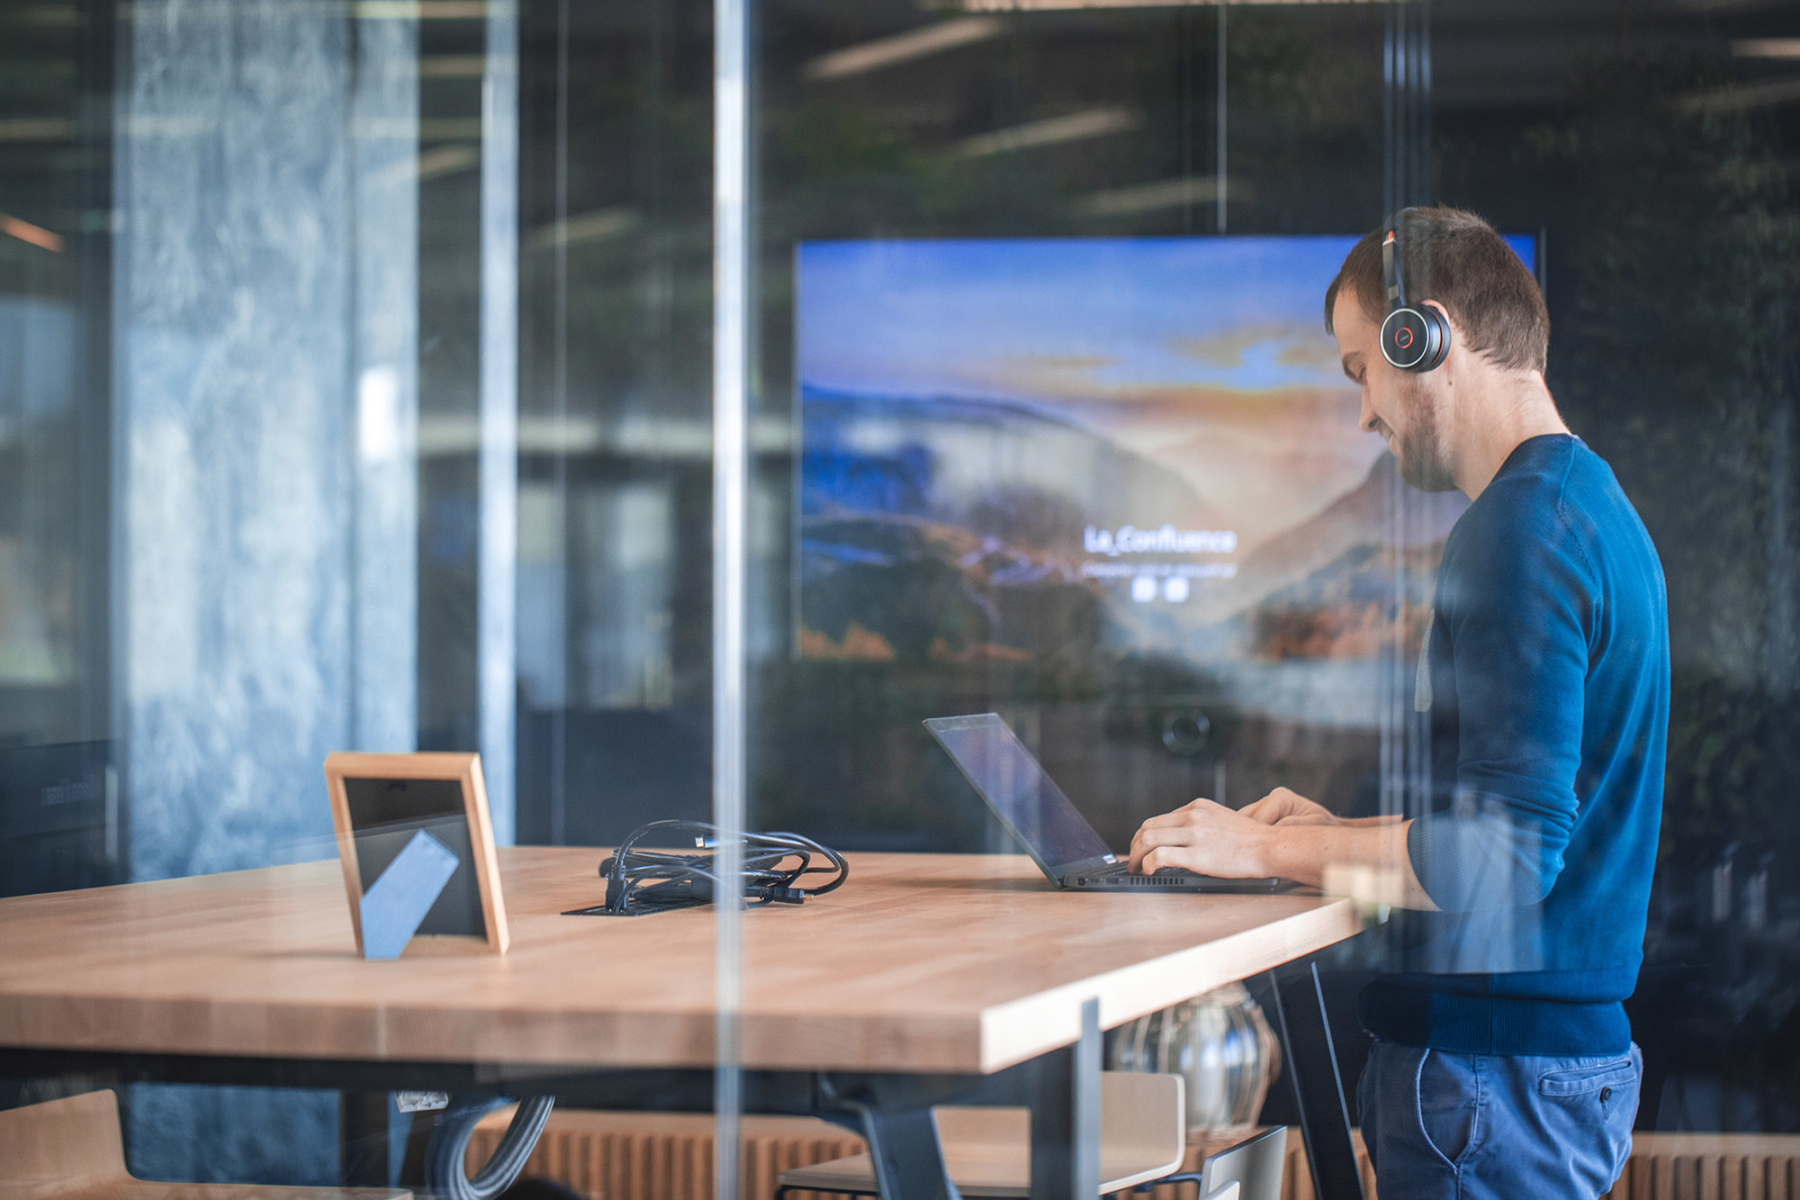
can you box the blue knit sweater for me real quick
[1357,435,1669,1057]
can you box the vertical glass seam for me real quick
[551,0,571,845]
[480,0,520,844]
[1216,1,1226,234]
[713,0,750,1191]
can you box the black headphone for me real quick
[1380,210,1451,372]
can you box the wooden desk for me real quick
[0,850,1365,1199]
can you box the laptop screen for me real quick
[924,714,1113,873]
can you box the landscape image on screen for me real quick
[795,237,1530,727]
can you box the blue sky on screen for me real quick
[796,236,1535,404]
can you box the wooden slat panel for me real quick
[468,1111,864,1200]
[473,1115,1800,1200]
[1598,1135,1800,1200]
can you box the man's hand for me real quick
[1128,797,1276,878]
[1238,787,1341,827]
[1130,789,1439,908]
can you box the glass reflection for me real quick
[0,0,1796,1191]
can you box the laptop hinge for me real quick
[1057,854,1120,880]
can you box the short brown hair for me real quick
[1324,207,1549,374]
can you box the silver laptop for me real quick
[923,713,1292,893]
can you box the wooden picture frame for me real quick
[324,752,510,956]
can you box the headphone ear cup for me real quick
[1380,305,1452,372]
[1416,304,1451,371]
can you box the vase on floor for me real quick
[1107,982,1282,1133]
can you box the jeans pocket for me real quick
[1537,1056,1638,1097]
[1533,1047,1642,1189]
[1415,1048,1479,1169]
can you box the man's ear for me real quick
[1422,299,1463,340]
[1423,299,1464,376]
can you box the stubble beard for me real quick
[1395,379,1458,493]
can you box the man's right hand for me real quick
[1238,787,1341,827]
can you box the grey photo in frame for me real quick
[324,752,510,955]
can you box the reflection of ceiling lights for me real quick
[945,0,1393,8]
[1733,39,1800,59]
[417,414,791,458]
[0,118,75,142]
[113,1,495,16]
[420,118,485,140]
[955,107,1139,158]
[527,207,639,252]
[1073,174,1247,218]
[1672,76,1800,112]
[0,213,63,252]
[422,55,487,77]
[366,143,479,189]
[418,144,480,180]
[15,6,80,28]
[353,1,490,17]
[805,17,1002,81]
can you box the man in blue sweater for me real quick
[1128,207,1668,1199]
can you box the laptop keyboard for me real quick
[1094,863,1188,879]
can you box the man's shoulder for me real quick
[1456,437,1643,553]
[1550,439,1661,578]
[1439,439,1600,616]
[1443,435,1661,617]
[1448,439,1581,561]
[1478,433,1586,513]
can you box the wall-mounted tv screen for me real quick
[796,236,1534,727]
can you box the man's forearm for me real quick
[1260,819,1439,910]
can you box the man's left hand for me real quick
[1128,797,1277,878]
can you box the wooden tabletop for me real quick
[0,849,1359,1075]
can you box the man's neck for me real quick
[1453,372,1570,502]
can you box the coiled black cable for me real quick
[594,820,849,915]
[423,1094,557,1200]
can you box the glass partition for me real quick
[0,0,1797,1193]
[730,2,1799,1195]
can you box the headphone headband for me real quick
[1377,208,1450,373]
[1383,221,1407,311]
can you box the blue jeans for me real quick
[1357,1037,1642,1200]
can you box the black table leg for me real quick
[340,1091,392,1187]
[1027,996,1101,1200]
[1267,961,1365,1200]
[815,1078,963,1200]
[862,1103,962,1200]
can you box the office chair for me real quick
[775,1072,1233,1198]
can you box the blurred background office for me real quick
[1,0,1796,1185]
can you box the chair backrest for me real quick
[1096,1072,1185,1172]
[0,1090,131,1196]
[929,1073,1185,1155]
[1200,1125,1286,1200]
[926,1071,1186,1194]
